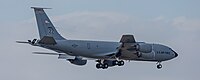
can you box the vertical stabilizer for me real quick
[31,7,65,40]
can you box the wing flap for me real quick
[95,51,118,57]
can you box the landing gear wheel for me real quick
[96,63,102,69]
[112,60,118,66]
[157,64,162,69]
[118,60,124,66]
[96,63,108,69]
[102,63,108,69]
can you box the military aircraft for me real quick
[17,7,178,69]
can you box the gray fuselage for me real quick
[40,40,177,62]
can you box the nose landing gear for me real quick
[157,64,162,69]
[156,61,162,69]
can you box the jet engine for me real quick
[68,58,87,66]
[128,43,152,53]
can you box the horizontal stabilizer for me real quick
[38,36,56,45]
[33,52,59,55]
[16,41,29,44]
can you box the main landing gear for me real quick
[113,60,125,66]
[156,61,162,69]
[96,60,125,69]
[96,63,109,69]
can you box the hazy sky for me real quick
[1,0,199,80]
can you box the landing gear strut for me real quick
[136,52,142,58]
[156,61,162,69]
[96,60,109,69]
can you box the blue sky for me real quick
[1,0,200,22]
[0,0,200,80]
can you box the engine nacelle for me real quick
[68,59,87,66]
[133,43,152,53]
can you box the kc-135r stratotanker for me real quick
[17,7,178,69]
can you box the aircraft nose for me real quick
[171,49,178,58]
[174,51,178,57]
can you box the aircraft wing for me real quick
[33,52,95,60]
[117,35,139,59]
[120,35,136,43]
[93,35,138,60]
[33,52,76,59]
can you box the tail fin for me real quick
[31,7,65,40]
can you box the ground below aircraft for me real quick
[17,7,178,69]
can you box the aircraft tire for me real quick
[118,60,124,66]
[157,64,162,69]
[96,63,102,69]
[102,63,108,69]
[112,60,118,66]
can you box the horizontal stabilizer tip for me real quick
[16,41,29,43]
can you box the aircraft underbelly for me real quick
[56,40,120,58]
